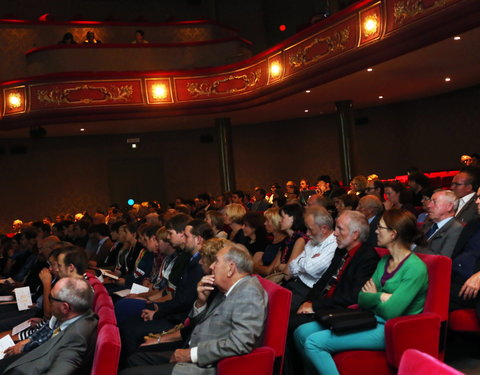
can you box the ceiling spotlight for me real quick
[305,90,311,93]
[367,68,373,72]
[445,77,451,82]
[131,143,137,149]
[453,36,461,40]
[378,95,384,99]
[304,109,309,113]
[80,128,85,132]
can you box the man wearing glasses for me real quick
[451,167,480,224]
[1,277,97,375]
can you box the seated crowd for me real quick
[0,165,479,375]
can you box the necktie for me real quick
[425,223,439,239]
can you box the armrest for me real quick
[385,312,441,367]
[217,347,275,375]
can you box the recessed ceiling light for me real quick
[304,109,309,113]
[367,68,373,72]
[131,144,137,149]
[378,95,383,99]
[305,90,311,93]
[445,77,451,82]
[454,36,461,40]
[80,128,85,132]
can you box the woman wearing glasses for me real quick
[294,209,428,375]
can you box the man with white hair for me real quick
[284,206,337,312]
[416,190,463,257]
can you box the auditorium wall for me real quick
[0,84,478,231]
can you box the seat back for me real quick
[97,305,117,330]
[398,349,463,375]
[256,275,292,375]
[91,323,121,375]
[414,253,451,321]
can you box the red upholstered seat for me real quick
[449,309,480,332]
[97,305,117,330]
[398,349,463,375]
[93,292,113,313]
[216,275,292,375]
[91,323,121,375]
[333,252,452,375]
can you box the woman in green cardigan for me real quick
[294,209,428,375]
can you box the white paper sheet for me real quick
[12,320,32,336]
[113,289,130,298]
[14,287,32,311]
[0,335,15,359]
[130,283,149,294]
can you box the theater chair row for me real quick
[86,273,121,375]
[83,249,464,375]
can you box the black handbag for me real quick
[315,308,377,333]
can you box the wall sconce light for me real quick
[152,84,167,100]
[363,16,378,37]
[270,62,282,78]
[8,93,22,109]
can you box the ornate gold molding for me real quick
[37,84,133,105]
[394,0,447,25]
[289,27,350,68]
[186,69,261,97]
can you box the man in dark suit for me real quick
[88,223,114,268]
[283,210,380,375]
[450,187,480,320]
[119,242,268,375]
[417,190,463,258]
[2,277,97,375]
[357,195,383,248]
[451,167,480,224]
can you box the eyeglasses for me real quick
[49,294,66,303]
[377,224,392,231]
[451,182,467,187]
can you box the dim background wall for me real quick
[0,85,477,231]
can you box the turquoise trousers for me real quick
[294,318,386,375]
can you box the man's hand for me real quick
[362,278,378,293]
[140,337,161,347]
[4,339,29,357]
[141,309,156,322]
[38,268,52,286]
[297,301,314,314]
[170,348,191,363]
[195,275,215,308]
[459,272,480,300]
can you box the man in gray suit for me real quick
[2,277,97,375]
[451,167,480,224]
[120,242,268,375]
[417,190,463,257]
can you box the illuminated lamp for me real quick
[8,93,22,109]
[363,16,378,36]
[279,24,286,32]
[152,84,168,100]
[270,62,282,78]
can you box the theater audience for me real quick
[357,195,383,247]
[452,167,480,224]
[132,29,149,44]
[284,206,337,312]
[365,179,385,200]
[242,211,269,256]
[283,210,379,375]
[83,31,101,44]
[294,209,428,375]
[407,172,430,207]
[253,208,287,276]
[204,211,227,239]
[348,175,367,197]
[58,32,76,44]
[223,203,248,245]
[251,188,271,212]
[416,190,463,257]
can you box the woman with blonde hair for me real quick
[223,203,248,245]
